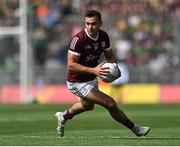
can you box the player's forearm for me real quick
[107,56,118,64]
[104,50,118,64]
[68,63,94,74]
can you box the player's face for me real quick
[85,16,102,37]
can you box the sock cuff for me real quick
[63,109,73,120]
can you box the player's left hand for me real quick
[112,63,121,78]
[117,66,121,78]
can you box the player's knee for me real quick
[106,100,117,109]
[86,105,94,111]
[82,103,94,111]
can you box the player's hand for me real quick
[117,67,121,78]
[112,63,121,78]
[93,62,110,76]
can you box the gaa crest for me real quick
[102,41,105,48]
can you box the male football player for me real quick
[55,10,150,137]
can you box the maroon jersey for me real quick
[67,28,111,82]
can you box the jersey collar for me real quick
[85,28,99,41]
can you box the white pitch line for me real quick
[23,136,180,139]
[1,135,180,140]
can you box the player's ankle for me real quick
[123,119,135,130]
[63,109,73,120]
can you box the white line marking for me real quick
[1,135,180,140]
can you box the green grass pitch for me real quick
[0,104,180,146]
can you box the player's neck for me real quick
[85,28,99,41]
[90,32,98,38]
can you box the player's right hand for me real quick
[93,62,110,76]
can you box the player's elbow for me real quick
[68,63,75,72]
[68,65,73,72]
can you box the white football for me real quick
[99,63,119,83]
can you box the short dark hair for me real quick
[85,10,102,21]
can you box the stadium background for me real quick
[0,0,180,104]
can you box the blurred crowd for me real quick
[0,0,180,84]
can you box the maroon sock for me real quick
[63,109,73,120]
[123,119,135,130]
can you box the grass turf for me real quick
[0,104,180,145]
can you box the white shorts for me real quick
[67,79,98,98]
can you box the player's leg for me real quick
[86,88,150,136]
[87,88,133,128]
[61,79,98,119]
[55,80,97,137]
[55,98,94,137]
[63,98,94,120]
